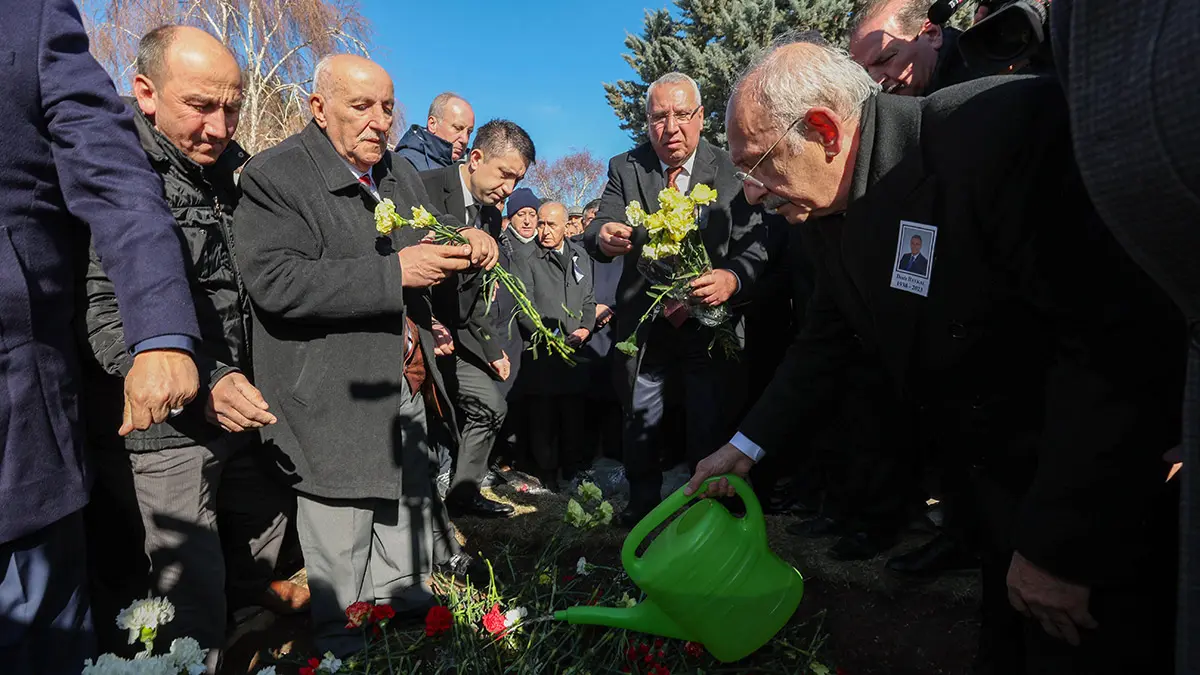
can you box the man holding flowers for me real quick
[583,72,771,525]
[231,54,491,656]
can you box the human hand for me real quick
[598,222,634,257]
[206,371,277,432]
[690,269,738,306]
[120,349,199,436]
[490,351,511,381]
[683,443,756,498]
[1006,551,1097,646]
[567,327,591,347]
[431,321,455,356]
[457,227,500,270]
[595,304,613,329]
[398,243,473,288]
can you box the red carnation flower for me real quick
[371,604,396,623]
[308,657,321,668]
[299,669,314,675]
[345,601,373,629]
[684,641,705,658]
[482,603,507,635]
[425,605,453,637]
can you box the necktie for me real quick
[358,173,374,192]
[466,202,480,227]
[906,255,914,271]
[665,165,683,191]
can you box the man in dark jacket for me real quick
[81,27,296,663]
[511,202,597,491]
[689,37,1182,673]
[0,1,202,671]
[232,54,495,657]
[418,120,536,517]
[584,72,769,525]
[849,0,973,96]
[395,92,475,172]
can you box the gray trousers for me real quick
[91,433,290,657]
[437,352,506,493]
[295,383,460,657]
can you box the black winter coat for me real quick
[82,104,250,451]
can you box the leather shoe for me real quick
[886,534,980,577]
[828,530,896,561]
[446,492,514,518]
[785,515,845,538]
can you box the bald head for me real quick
[309,54,395,172]
[537,201,568,250]
[133,25,242,166]
[427,92,475,161]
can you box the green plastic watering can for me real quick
[554,475,804,662]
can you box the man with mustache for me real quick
[419,120,537,517]
[688,35,1182,673]
[584,72,769,525]
[232,54,494,656]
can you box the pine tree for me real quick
[604,0,857,146]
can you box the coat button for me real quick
[949,321,967,339]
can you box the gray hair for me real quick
[428,92,469,120]
[312,53,338,96]
[136,25,181,82]
[731,31,881,143]
[645,72,702,114]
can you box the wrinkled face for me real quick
[466,147,528,206]
[566,215,583,236]
[134,38,243,166]
[582,207,598,229]
[647,82,704,167]
[537,205,567,250]
[727,96,851,225]
[429,99,475,161]
[849,7,942,96]
[910,237,922,255]
[310,58,394,173]
[511,207,538,238]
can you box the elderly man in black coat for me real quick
[511,202,596,492]
[584,72,769,525]
[688,36,1183,674]
[232,54,497,656]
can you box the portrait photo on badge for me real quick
[894,223,936,279]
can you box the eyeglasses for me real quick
[648,105,702,128]
[734,113,805,191]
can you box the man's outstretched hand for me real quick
[684,443,756,498]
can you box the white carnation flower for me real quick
[319,652,343,673]
[503,606,527,629]
[575,556,590,576]
[115,597,175,644]
[255,667,278,675]
[81,654,132,675]
[167,637,206,670]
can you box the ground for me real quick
[221,476,980,675]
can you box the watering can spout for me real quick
[554,600,693,642]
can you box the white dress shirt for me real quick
[660,151,698,193]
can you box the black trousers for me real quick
[623,319,745,508]
[527,393,588,479]
[437,352,506,495]
[973,466,1177,674]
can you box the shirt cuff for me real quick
[729,431,765,462]
[723,268,742,294]
[130,335,195,356]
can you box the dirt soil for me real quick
[220,484,980,675]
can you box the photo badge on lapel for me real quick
[572,253,586,283]
[890,220,937,297]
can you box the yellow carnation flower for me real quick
[625,201,647,228]
[689,183,717,205]
[374,199,398,235]
[410,205,438,228]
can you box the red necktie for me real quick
[358,174,374,191]
[666,165,683,191]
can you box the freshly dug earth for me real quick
[221,486,979,674]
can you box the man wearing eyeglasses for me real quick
[583,72,769,526]
[685,35,1183,673]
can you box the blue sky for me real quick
[360,0,670,164]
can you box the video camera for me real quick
[928,0,1052,74]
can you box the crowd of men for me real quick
[1,0,1198,674]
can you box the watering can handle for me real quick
[621,474,764,577]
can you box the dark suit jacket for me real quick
[233,121,459,501]
[419,164,505,374]
[897,252,928,276]
[0,0,199,544]
[582,139,769,402]
[740,76,1184,587]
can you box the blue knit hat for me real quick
[506,187,541,218]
